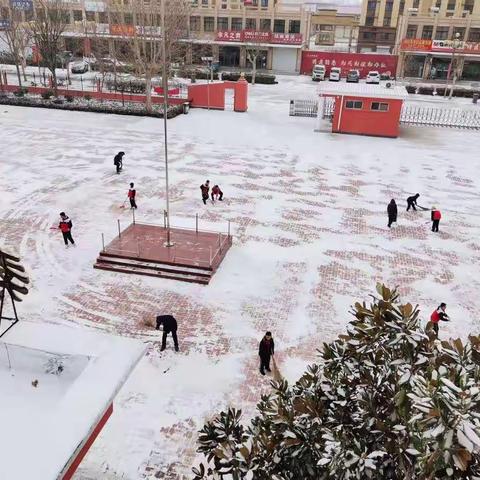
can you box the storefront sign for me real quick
[271,33,303,45]
[401,39,432,52]
[10,0,32,10]
[110,24,136,37]
[243,30,271,42]
[401,38,480,55]
[216,30,303,45]
[216,30,243,42]
[300,51,398,77]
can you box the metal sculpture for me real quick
[0,249,29,337]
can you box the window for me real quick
[260,19,271,31]
[464,0,474,14]
[468,28,480,42]
[246,18,256,30]
[421,25,433,39]
[217,17,228,30]
[365,16,375,26]
[371,102,389,111]
[346,100,363,109]
[124,13,133,25]
[99,11,108,23]
[190,16,200,31]
[383,17,392,26]
[367,1,377,11]
[435,0,442,6]
[406,25,417,38]
[385,1,393,12]
[261,0,269,7]
[231,17,243,31]
[453,27,465,39]
[362,31,375,40]
[204,16,214,32]
[73,10,83,21]
[413,0,420,7]
[86,11,95,22]
[399,0,405,15]
[273,19,285,33]
[435,26,449,39]
[289,20,300,33]
[447,1,455,9]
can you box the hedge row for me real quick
[406,85,480,97]
[177,68,277,84]
[0,92,185,119]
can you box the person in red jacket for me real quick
[431,206,442,232]
[430,303,449,337]
[128,182,137,209]
[58,212,75,247]
[200,180,210,205]
[211,184,223,202]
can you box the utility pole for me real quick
[162,0,173,247]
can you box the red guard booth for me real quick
[318,83,408,138]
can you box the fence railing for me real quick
[400,105,480,129]
[289,99,318,117]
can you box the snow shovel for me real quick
[272,356,283,382]
[119,199,128,209]
[417,205,430,211]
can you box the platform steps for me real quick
[93,253,212,285]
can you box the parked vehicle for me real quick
[312,64,326,81]
[70,60,89,74]
[329,67,341,82]
[346,69,360,83]
[366,71,381,84]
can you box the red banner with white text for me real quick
[300,51,398,77]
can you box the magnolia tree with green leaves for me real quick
[193,284,480,480]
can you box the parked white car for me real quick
[329,67,341,82]
[366,71,381,84]
[311,64,326,81]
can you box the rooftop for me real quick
[0,321,145,480]
[318,82,409,100]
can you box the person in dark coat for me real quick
[406,193,420,211]
[59,212,75,247]
[259,331,274,375]
[430,303,449,337]
[114,151,125,174]
[200,180,210,205]
[387,199,397,228]
[431,206,442,232]
[128,182,137,209]
[156,315,179,352]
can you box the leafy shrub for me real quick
[13,87,28,97]
[84,94,92,101]
[65,95,74,103]
[41,90,53,100]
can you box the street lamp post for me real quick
[161,0,174,247]
[202,56,214,110]
[447,32,462,100]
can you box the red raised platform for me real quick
[94,223,232,285]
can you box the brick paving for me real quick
[1,101,480,480]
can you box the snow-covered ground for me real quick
[1,74,479,479]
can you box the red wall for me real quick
[187,80,248,111]
[331,96,403,138]
[301,51,398,78]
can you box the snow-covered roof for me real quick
[318,82,409,100]
[0,321,145,480]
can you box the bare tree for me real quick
[83,21,113,91]
[0,0,32,86]
[28,0,69,94]
[106,0,189,112]
[245,37,266,85]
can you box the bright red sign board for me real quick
[301,51,398,77]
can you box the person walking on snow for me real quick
[114,151,125,174]
[59,212,75,247]
[211,184,223,202]
[406,193,420,211]
[128,182,137,209]
[387,199,397,228]
[259,331,274,376]
[200,180,210,205]
[431,206,442,232]
[430,303,449,337]
[156,314,179,352]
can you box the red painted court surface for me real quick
[95,223,233,284]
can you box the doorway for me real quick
[225,88,235,111]
[219,46,240,67]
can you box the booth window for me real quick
[371,102,389,111]
[345,100,363,109]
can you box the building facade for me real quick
[187,0,309,73]
[306,8,360,53]
[394,0,480,79]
